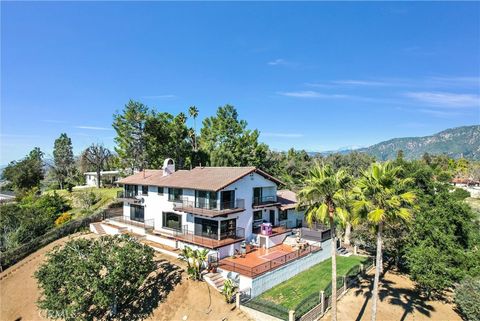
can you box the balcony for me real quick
[252,195,280,208]
[108,216,155,231]
[174,225,245,249]
[253,221,293,235]
[173,198,245,217]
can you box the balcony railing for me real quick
[174,225,245,249]
[219,241,322,277]
[252,195,278,207]
[173,198,245,217]
[117,190,138,199]
[108,216,155,231]
[253,221,293,235]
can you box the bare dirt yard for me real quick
[0,233,249,321]
[323,270,462,321]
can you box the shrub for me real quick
[35,235,157,321]
[222,279,237,303]
[451,188,471,201]
[74,190,100,210]
[55,213,72,226]
[455,276,480,321]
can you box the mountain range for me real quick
[319,125,480,160]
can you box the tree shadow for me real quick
[112,258,183,321]
[349,270,435,321]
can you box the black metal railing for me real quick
[109,216,155,231]
[252,195,278,206]
[219,241,322,277]
[117,190,138,199]
[174,198,245,214]
[174,225,245,248]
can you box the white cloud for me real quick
[405,92,480,108]
[74,126,112,131]
[277,91,348,99]
[262,132,304,138]
[331,80,390,86]
[267,58,288,66]
[418,109,464,118]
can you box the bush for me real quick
[74,190,100,210]
[55,213,72,226]
[455,276,480,321]
[35,235,157,321]
[451,188,471,201]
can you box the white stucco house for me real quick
[84,170,120,187]
[91,158,332,296]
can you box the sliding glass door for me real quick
[130,204,144,222]
[194,217,219,239]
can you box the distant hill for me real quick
[357,125,480,161]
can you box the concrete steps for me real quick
[337,246,352,257]
[90,222,106,235]
[204,272,225,292]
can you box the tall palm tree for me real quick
[298,164,351,321]
[353,161,415,321]
[188,106,199,151]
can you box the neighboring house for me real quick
[91,158,332,297]
[84,171,120,187]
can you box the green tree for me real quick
[353,161,415,321]
[405,193,480,296]
[188,105,199,152]
[35,235,159,321]
[81,144,112,188]
[52,133,75,190]
[2,147,44,192]
[199,105,268,167]
[113,100,149,171]
[298,164,351,321]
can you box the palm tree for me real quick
[188,106,199,151]
[298,163,351,321]
[353,161,415,321]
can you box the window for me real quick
[157,186,163,195]
[162,212,182,230]
[253,210,263,221]
[279,210,288,221]
[125,184,138,197]
[142,185,148,195]
[168,188,183,201]
[130,204,144,222]
[220,219,237,239]
[194,217,218,239]
[195,190,218,209]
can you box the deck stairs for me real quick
[204,272,225,292]
[90,222,106,235]
[337,246,352,257]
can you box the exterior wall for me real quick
[246,239,331,298]
[219,173,278,242]
[86,174,97,187]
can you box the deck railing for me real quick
[109,216,155,231]
[252,195,278,206]
[219,241,322,278]
[174,225,245,248]
[173,198,245,215]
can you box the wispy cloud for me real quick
[141,94,176,99]
[74,126,112,131]
[267,58,288,66]
[277,91,349,99]
[262,132,304,138]
[331,80,390,86]
[417,109,465,118]
[405,92,480,108]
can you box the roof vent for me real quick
[163,158,175,176]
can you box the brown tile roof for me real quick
[277,189,298,210]
[117,167,283,192]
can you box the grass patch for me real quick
[45,187,121,218]
[258,255,370,309]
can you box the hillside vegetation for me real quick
[358,125,480,160]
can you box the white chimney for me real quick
[163,158,175,176]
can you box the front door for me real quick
[269,210,275,225]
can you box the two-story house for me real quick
[97,159,306,259]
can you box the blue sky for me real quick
[2,2,479,164]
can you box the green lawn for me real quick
[258,255,370,309]
[45,187,121,217]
